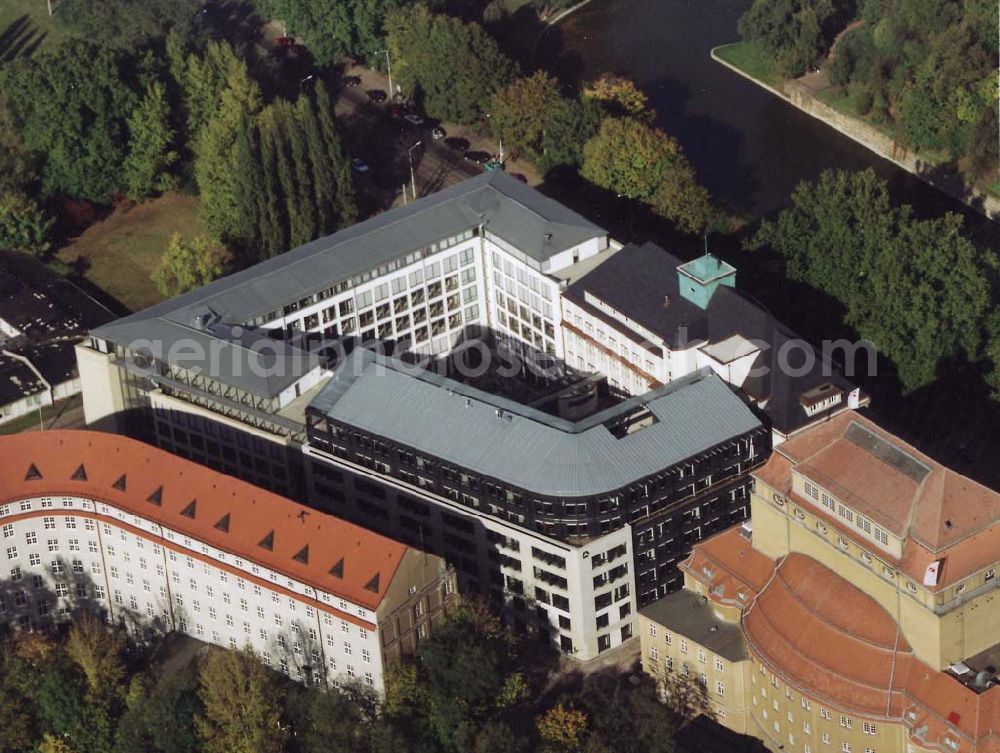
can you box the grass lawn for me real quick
[0,395,81,435]
[56,193,206,313]
[989,180,1000,199]
[0,0,67,60]
[713,41,779,86]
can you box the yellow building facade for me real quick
[639,412,1000,753]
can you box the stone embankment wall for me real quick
[711,47,1000,220]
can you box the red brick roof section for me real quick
[0,430,408,610]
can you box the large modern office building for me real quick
[78,172,782,659]
[640,411,1000,753]
[0,430,456,694]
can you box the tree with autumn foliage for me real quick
[196,647,288,753]
[490,72,565,160]
[582,74,650,120]
[582,117,713,232]
[537,704,589,752]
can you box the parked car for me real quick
[510,172,528,183]
[351,158,371,173]
[366,89,387,103]
[463,150,492,165]
[403,113,426,127]
[445,137,470,151]
[431,126,446,140]
[343,76,361,88]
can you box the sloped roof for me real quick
[757,411,1000,588]
[0,431,407,611]
[309,350,764,497]
[679,533,1000,752]
[563,242,863,434]
[93,172,604,347]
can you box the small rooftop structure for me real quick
[676,253,737,310]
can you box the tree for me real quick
[0,192,52,255]
[537,98,601,174]
[194,64,264,244]
[750,168,996,392]
[415,601,522,750]
[387,6,518,124]
[473,720,528,753]
[124,82,180,199]
[153,234,231,297]
[581,117,712,232]
[171,40,245,142]
[66,615,127,698]
[537,705,588,753]
[290,686,370,753]
[582,74,650,119]
[0,671,37,753]
[36,735,76,753]
[254,0,422,64]
[113,672,201,753]
[490,72,565,160]
[738,0,852,77]
[196,648,288,753]
[56,0,202,51]
[0,41,143,201]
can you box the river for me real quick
[538,0,1000,486]
[540,0,987,221]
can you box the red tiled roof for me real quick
[683,529,1000,752]
[755,411,1000,589]
[0,431,408,610]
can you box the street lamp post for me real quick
[377,49,394,97]
[408,141,422,200]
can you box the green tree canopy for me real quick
[57,0,202,50]
[0,192,52,255]
[387,6,518,124]
[581,117,712,232]
[738,0,853,77]
[124,82,180,200]
[0,41,146,202]
[750,168,997,392]
[490,72,565,161]
[255,0,426,65]
[537,97,601,174]
[153,234,231,297]
[196,648,287,753]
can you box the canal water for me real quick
[538,0,1000,487]
[541,0,988,222]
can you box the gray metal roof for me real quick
[114,318,319,399]
[93,172,604,344]
[639,588,747,662]
[309,351,762,497]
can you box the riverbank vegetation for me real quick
[736,0,999,191]
[0,602,683,753]
[750,168,1000,396]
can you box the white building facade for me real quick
[0,431,457,694]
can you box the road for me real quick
[332,66,539,209]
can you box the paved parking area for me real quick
[334,65,540,209]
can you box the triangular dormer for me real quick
[329,558,344,578]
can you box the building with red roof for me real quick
[0,430,457,694]
[639,412,1000,753]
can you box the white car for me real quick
[403,113,425,127]
[351,158,371,174]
